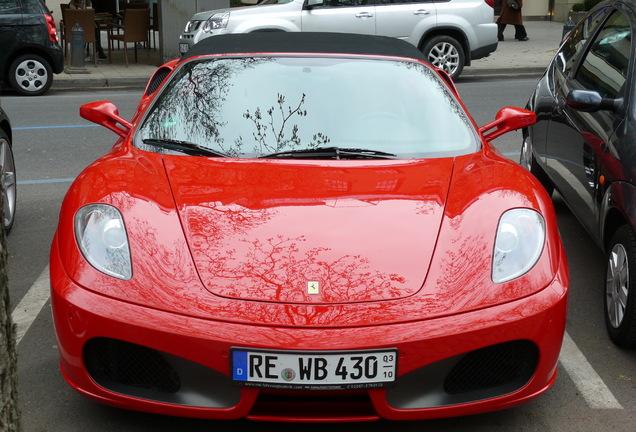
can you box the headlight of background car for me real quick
[74,204,132,280]
[492,208,545,283]
[203,11,230,32]
[184,20,200,33]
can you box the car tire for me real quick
[520,133,554,196]
[605,225,636,348]
[422,35,465,81]
[8,54,54,96]
[0,129,16,233]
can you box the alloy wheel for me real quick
[428,42,460,77]
[0,137,16,232]
[606,242,629,329]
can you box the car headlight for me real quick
[184,20,199,33]
[203,11,230,32]
[74,204,132,280]
[492,208,545,283]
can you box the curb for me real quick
[460,67,547,81]
[52,77,150,91]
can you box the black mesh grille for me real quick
[84,338,181,393]
[145,67,171,96]
[443,340,538,394]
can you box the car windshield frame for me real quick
[134,54,480,160]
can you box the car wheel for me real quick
[422,36,465,80]
[605,225,636,348]
[0,129,16,233]
[8,54,53,96]
[520,133,554,196]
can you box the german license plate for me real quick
[231,348,397,390]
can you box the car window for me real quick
[574,11,632,99]
[136,57,478,159]
[23,0,49,14]
[556,7,608,75]
[0,0,20,14]
[377,0,433,4]
[315,0,369,7]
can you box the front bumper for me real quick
[50,240,568,422]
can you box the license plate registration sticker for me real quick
[231,348,397,390]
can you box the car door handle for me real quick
[414,9,431,15]
[355,12,373,18]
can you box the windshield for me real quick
[136,56,478,159]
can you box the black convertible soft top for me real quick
[182,32,429,63]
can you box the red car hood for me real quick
[164,157,453,304]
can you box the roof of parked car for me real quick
[181,32,430,62]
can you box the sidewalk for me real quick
[463,19,564,79]
[51,20,566,91]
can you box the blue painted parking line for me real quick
[18,178,75,185]
[13,124,98,130]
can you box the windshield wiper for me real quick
[260,147,397,160]
[142,138,228,157]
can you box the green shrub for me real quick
[583,0,602,10]
[571,2,586,12]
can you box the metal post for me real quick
[69,21,88,72]
[562,16,575,40]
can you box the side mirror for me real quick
[80,101,132,138]
[305,0,324,8]
[566,89,622,113]
[241,0,260,4]
[479,107,536,143]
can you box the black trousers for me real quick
[498,23,527,40]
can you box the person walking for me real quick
[497,0,528,42]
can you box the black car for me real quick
[521,0,636,347]
[0,0,64,96]
[0,103,15,232]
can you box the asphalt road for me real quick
[5,78,636,432]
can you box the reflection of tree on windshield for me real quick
[138,56,477,159]
[238,93,331,155]
[140,58,268,157]
[140,58,331,157]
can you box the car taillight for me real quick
[485,0,494,7]
[45,14,59,43]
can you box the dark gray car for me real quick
[0,102,15,232]
[521,0,636,348]
[0,0,64,96]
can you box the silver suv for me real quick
[179,0,497,80]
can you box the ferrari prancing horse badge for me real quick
[307,281,319,295]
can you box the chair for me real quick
[59,3,69,56]
[63,8,98,66]
[107,8,150,66]
[126,2,149,9]
[126,2,151,49]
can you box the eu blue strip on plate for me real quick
[232,350,247,381]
